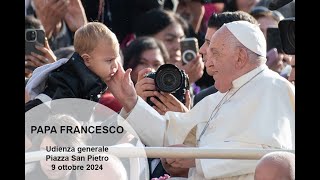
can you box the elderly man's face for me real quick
[205,27,238,93]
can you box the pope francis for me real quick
[106,21,295,180]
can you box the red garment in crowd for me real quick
[99,91,123,112]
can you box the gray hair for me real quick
[225,29,267,64]
[258,151,295,180]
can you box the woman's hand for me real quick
[25,39,56,68]
[135,78,157,101]
[150,90,190,115]
[33,0,69,38]
[34,38,57,63]
[135,68,157,101]
[64,0,87,32]
[176,54,204,84]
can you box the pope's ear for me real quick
[81,54,91,66]
[236,47,249,69]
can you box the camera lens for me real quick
[155,64,182,92]
[26,30,37,42]
[182,50,196,64]
[162,73,176,86]
[145,64,189,107]
[185,52,195,61]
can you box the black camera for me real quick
[278,17,295,55]
[145,64,190,106]
[269,0,295,55]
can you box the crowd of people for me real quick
[25,0,295,179]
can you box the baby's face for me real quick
[84,40,119,81]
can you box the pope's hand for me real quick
[165,157,195,169]
[105,62,138,112]
[160,144,195,177]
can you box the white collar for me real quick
[232,64,267,89]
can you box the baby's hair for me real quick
[74,22,119,55]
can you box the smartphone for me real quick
[180,37,199,64]
[25,29,45,56]
[266,27,283,53]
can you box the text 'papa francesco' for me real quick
[30,125,124,134]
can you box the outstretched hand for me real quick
[105,62,138,112]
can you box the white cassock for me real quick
[119,64,295,180]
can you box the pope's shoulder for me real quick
[261,68,295,93]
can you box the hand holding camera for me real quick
[135,67,190,115]
[25,29,57,76]
[178,37,204,83]
[176,54,204,84]
[266,48,292,74]
[136,64,190,114]
[145,64,189,104]
[135,68,157,101]
[150,91,191,115]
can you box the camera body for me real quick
[25,28,45,56]
[268,0,295,55]
[145,64,190,106]
[180,37,199,64]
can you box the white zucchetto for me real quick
[224,21,267,57]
